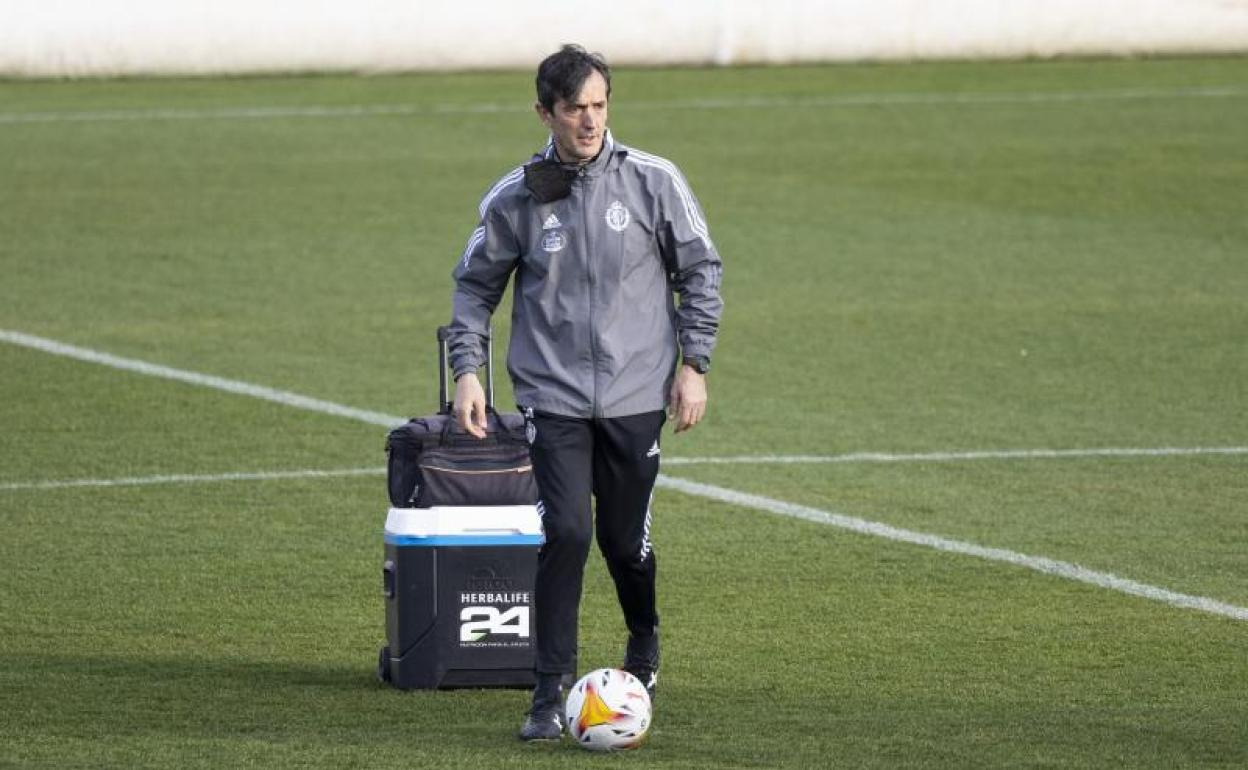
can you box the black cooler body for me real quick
[379,506,541,690]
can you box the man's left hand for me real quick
[668,365,708,433]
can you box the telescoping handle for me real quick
[436,326,493,415]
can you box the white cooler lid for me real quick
[384,505,543,546]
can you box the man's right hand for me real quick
[452,372,489,439]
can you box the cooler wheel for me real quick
[377,645,392,684]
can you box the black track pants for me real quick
[525,409,664,675]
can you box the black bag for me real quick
[385,327,538,508]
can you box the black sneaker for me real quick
[623,632,660,702]
[518,706,564,742]
[519,674,565,742]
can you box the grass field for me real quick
[1,55,1246,768]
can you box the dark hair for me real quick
[535,44,611,112]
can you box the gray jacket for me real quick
[448,131,723,419]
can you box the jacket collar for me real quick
[540,130,624,177]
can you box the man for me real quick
[446,44,723,741]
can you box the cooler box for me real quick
[377,505,542,689]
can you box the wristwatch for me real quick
[682,355,710,374]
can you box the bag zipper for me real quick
[418,464,532,475]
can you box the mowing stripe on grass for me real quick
[6,463,1246,621]
[656,475,1248,622]
[1,84,1246,125]
[0,329,403,428]
[0,467,386,492]
[663,447,1248,465]
[5,327,1245,621]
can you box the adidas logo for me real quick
[646,441,660,458]
[542,213,561,230]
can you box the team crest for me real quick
[605,200,631,232]
[541,229,567,253]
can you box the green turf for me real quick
[1,56,1246,768]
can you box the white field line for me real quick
[0,330,403,428]
[1,84,1246,125]
[663,447,1248,465]
[3,328,1245,621]
[6,445,1245,491]
[656,475,1248,623]
[0,467,385,492]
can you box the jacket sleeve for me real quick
[447,195,521,379]
[656,168,724,363]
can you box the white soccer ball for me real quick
[564,668,652,751]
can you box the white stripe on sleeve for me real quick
[626,150,712,249]
[459,226,485,270]
[477,167,524,220]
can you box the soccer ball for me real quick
[564,668,652,751]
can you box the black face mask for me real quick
[524,159,577,203]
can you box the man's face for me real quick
[537,70,609,164]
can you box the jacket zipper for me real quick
[580,166,600,418]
